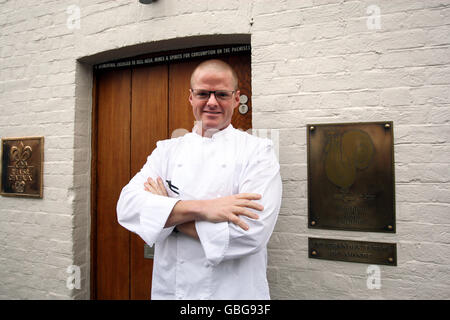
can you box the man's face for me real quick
[189,68,240,134]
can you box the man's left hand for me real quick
[144,177,168,196]
[144,177,200,240]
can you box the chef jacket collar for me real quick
[191,123,234,140]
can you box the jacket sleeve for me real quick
[116,142,180,247]
[195,139,282,266]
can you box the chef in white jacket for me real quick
[117,59,282,300]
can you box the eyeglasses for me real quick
[191,89,236,101]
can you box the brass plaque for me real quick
[1,137,43,198]
[307,122,395,233]
[309,237,397,266]
[144,243,154,259]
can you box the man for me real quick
[116,59,282,299]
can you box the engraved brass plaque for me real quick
[1,137,43,198]
[309,237,397,266]
[307,122,395,233]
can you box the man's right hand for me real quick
[166,192,263,231]
[196,193,263,231]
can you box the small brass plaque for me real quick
[1,137,43,198]
[307,122,395,233]
[144,243,154,259]
[309,237,397,266]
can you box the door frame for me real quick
[90,44,251,299]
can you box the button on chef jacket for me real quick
[117,124,282,299]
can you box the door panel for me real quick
[131,64,169,174]
[96,69,131,300]
[168,61,197,136]
[130,65,168,300]
[228,55,252,132]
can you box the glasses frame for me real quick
[190,89,236,101]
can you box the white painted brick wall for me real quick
[0,0,449,299]
[253,0,450,299]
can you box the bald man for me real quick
[117,59,282,300]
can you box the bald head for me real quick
[190,59,239,90]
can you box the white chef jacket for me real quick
[116,124,282,300]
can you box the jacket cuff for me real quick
[195,220,229,266]
[139,196,180,246]
[155,225,176,243]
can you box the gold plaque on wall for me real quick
[1,137,44,198]
[309,237,397,266]
[307,122,395,233]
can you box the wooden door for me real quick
[93,52,251,300]
[95,69,132,299]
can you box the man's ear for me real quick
[189,89,194,106]
[233,90,241,109]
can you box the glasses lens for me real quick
[193,90,210,100]
[215,91,233,100]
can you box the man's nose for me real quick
[206,92,219,105]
